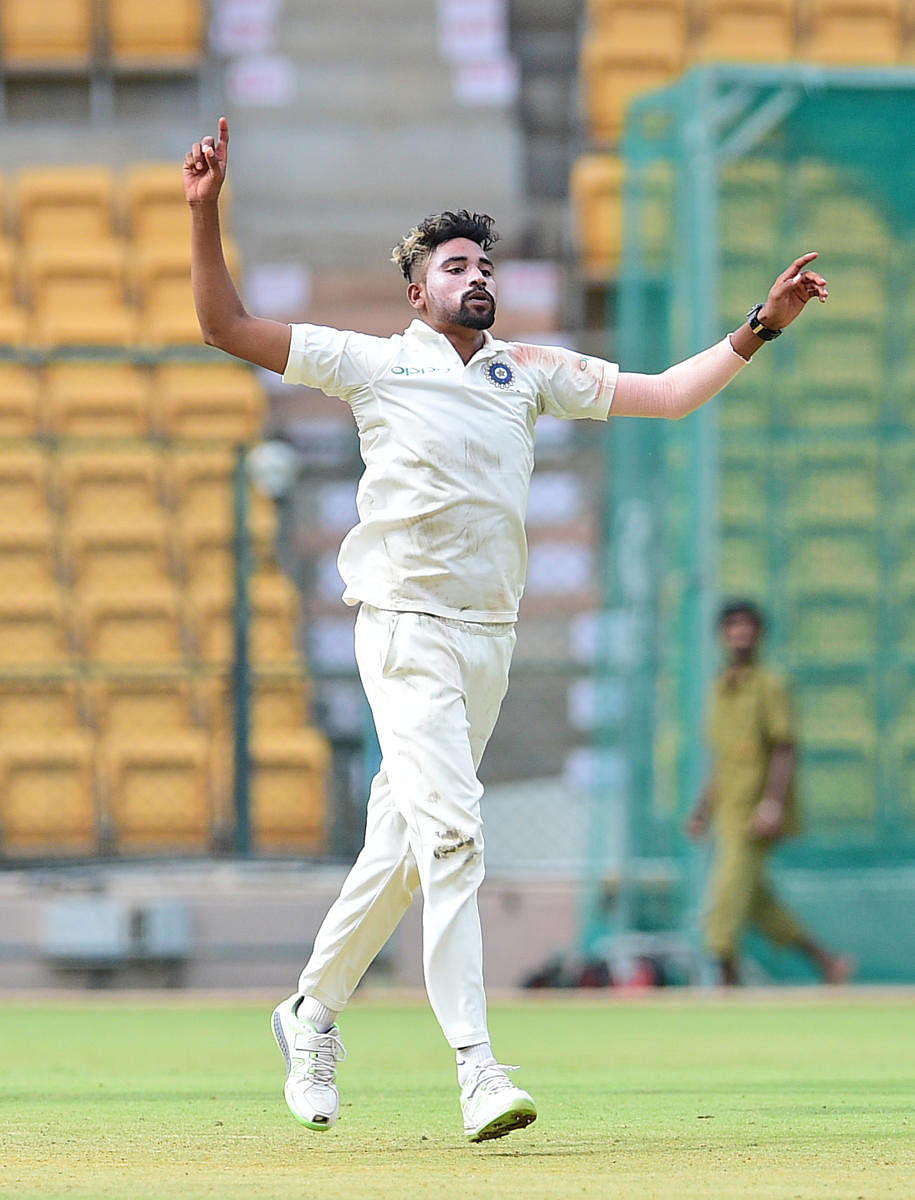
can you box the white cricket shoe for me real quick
[271,995,346,1131]
[460,1060,537,1143]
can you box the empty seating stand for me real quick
[0,0,204,75]
[0,145,331,861]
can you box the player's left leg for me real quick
[362,611,535,1140]
[750,851,853,983]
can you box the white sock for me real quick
[456,1041,495,1086]
[294,995,338,1033]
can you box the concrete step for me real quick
[288,63,461,125]
[280,6,440,63]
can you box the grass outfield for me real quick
[1,992,912,1200]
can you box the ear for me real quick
[407,281,425,311]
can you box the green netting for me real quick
[590,66,915,979]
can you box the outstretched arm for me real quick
[185,117,292,374]
[612,253,829,419]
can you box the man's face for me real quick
[720,612,762,657]
[409,237,497,331]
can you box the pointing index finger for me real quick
[784,251,818,279]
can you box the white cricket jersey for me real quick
[283,318,618,622]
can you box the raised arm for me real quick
[612,253,829,419]
[184,117,292,374]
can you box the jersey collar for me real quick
[405,318,510,362]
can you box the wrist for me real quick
[746,303,782,338]
[188,197,221,213]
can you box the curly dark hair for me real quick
[391,210,499,281]
[718,598,765,629]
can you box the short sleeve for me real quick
[283,323,390,402]
[763,673,794,744]
[531,345,619,421]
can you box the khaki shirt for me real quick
[706,664,800,838]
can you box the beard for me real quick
[455,293,496,329]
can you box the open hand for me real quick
[183,116,229,205]
[749,795,785,840]
[757,252,828,331]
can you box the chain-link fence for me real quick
[590,66,915,981]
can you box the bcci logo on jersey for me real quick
[486,361,514,389]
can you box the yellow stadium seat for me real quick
[775,375,881,430]
[125,163,195,247]
[43,361,152,438]
[0,447,53,533]
[0,361,42,436]
[694,0,796,61]
[588,0,689,58]
[720,454,767,526]
[0,0,93,70]
[581,38,680,143]
[15,166,116,247]
[0,676,85,735]
[176,509,275,599]
[134,241,240,347]
[570,154,625,277]
[0,591,73,667]
[24,242,136,348]
[797,679,877,751]
[0,732,97,856]
[786,444,879,527]
[57,446,165,530]
[0,237,29,345]
[720,532,768,596]
[786,531,880,595]
[720,160,785,258]
[74,585,187,666]
[0,238,20,302]
[804,0,902,63]
[252,672,312,733]
[250,728,330,853]
[101,731,213,853]
[0,304,29,347]
[790,193,890,260]
[0,524,61,598]
[789,596,879,662]
[166,445,236,528]
[133,242,199,346]
[799,751,876,822]
[108,0,204,70]
[176,524,235,598]
[189,573,300,666]
[791,322,885,383]
[62,518,173,594]
[889,361,915,427]
[89,673,202,736]
[154,362,265,440]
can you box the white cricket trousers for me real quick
[297,603,515,1049]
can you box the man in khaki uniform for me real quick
[688,600,851,986]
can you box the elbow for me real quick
[199,318,233,352]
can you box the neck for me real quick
[728,647,757,669]
[423,318,486,364]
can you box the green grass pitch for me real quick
[1,991,912,1200]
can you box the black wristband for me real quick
[746,303,781,340]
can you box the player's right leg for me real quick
[271,996,346,1130]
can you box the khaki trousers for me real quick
[704,829,808,958]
